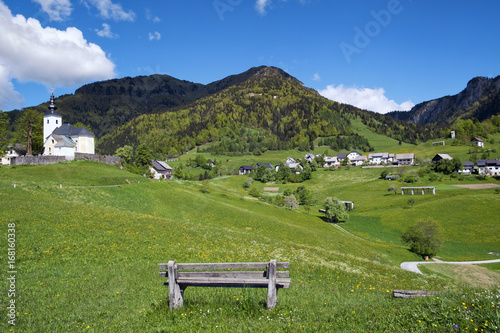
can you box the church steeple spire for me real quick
[48,88,58,112]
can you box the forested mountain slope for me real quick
[97,66,436,156]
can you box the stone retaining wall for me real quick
[11,154,121,166]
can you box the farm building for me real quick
[477,159,500,176]
[432,154,453,163]
[239,165,254,175]
[471,138,484,148]
[396,153,415,166]
[150,161,173,179]
[368,152,394,165]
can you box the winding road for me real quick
[400,259,500,274]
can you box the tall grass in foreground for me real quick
[0,161,498,332]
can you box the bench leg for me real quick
[267,260,277,309]
[168,261,183,310]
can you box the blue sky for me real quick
[1,0,499,114]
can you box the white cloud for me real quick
[33,0,72,21]
[318,84,414,114]
[96,23,118,38]
[0,65,24,109]
[145,8,160,22]
[255,0,271,15]
[313,73,320,82]
[148,31,161,41]
[0,2,116,109]
[88,0,135,21]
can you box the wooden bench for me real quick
[159,260,290,310]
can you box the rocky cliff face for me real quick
[388,76,500,125]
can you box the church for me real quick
[43,91,95,159]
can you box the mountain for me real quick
[7,67,275,138]
[6,66,439,155]
[388,76,500,125]
[97,66,436,156]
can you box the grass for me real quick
[0,157,499,332]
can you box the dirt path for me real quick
[400,259,500,274]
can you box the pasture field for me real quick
[0,160,499,332]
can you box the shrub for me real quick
[248,186,260,198]
[428,173,439,182]
[404,175,416,183]
[401,220,442,258]
[244,177,253,188]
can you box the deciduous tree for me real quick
[401,220,442,258]
[323,197,348,222]
[15,109,43,155]
[115,145,134,164]
[284,194,299,210]
[0,111,8,155]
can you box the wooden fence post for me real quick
[267,259,277,309]
[168,261,183,310]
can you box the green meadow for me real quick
[0,153,499,331]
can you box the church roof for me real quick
[50,134,76,147]
[52,123,94,137]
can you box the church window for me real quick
[56,120,59,124]
[52,139,54,144]
[47,119,49,124]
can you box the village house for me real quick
[351,155,367,166]
[256,163,273,169]
[396,153,415,166]
[477,159,500,176]
[304,153,315,162]
[150,160,173,179]
[337,151,362,164]
[323,156,340,168]
[1,144,25,165]
[459,162,475,175]
[432,153,453,163]
[471,137,484,148]
[368,152,393,165]
[275,157,303,174]
[337,153,348,162]
[239,165,254,175]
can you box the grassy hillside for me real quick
[0,160,498,332]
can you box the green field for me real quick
[1,153,499,331]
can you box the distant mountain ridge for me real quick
[388,76,500,125]
[96,66,435,156]
[10,66,288,138]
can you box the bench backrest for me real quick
[159,261,290,279]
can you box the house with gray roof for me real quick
[477,159,500,176]
[150,160,173,179]
[239,165,254,175]
[396,153,415,166]
[432,154,453,163]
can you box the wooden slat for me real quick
[160,271,289,278]
[164,277,291,289]
[159,262,289,270]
